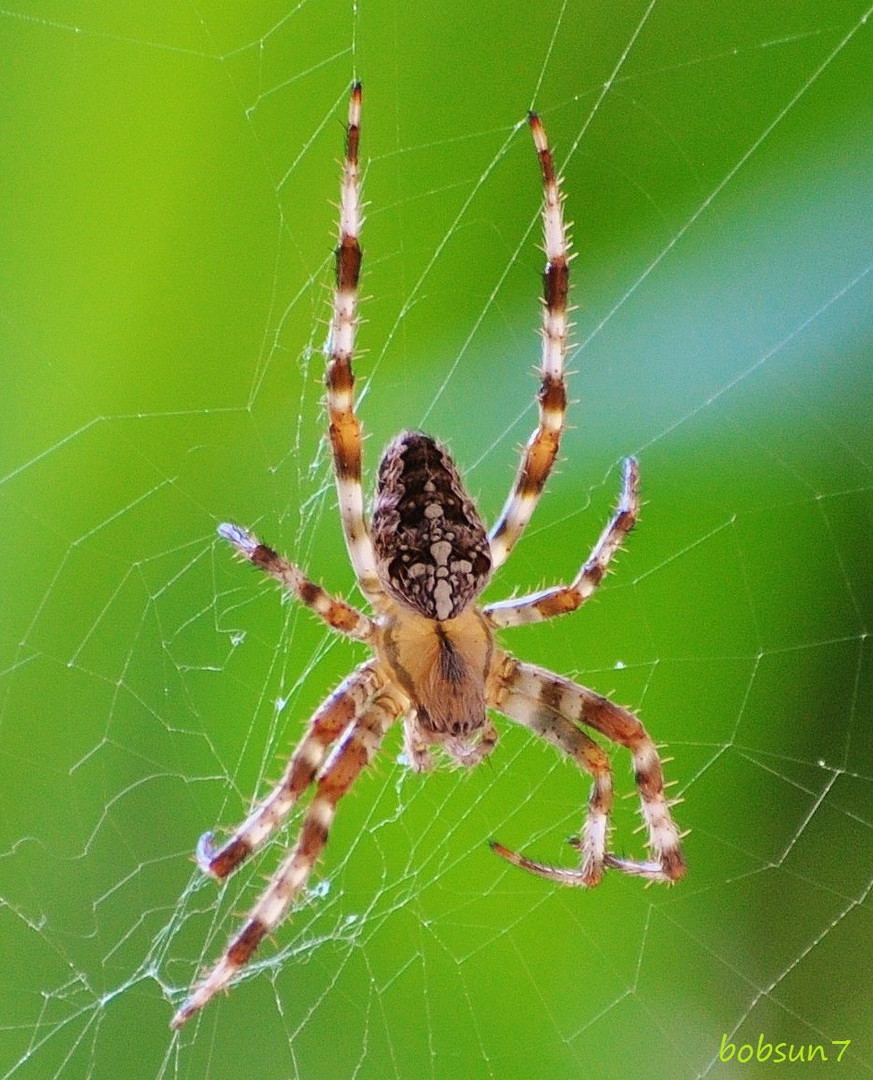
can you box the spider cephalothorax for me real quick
[171,83,685,1030]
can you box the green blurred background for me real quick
[2,2,872,1078]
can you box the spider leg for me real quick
[488,112,569,571]
[218,523,374,643]
[489,658,685,885]
[171,687,403,1029]
[325,82,382,601]
[195,661,388,880]
[484,457,638,629]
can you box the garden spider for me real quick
[171,83,685,1029]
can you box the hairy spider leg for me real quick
[218,523,374,642]
[484,457,639,628]
[324,82,382,601]
[195,662,388,881]
[171,688,404,1029]
[488,112,570,570]
[491,659,686,884]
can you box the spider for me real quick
[171,82,685,1029]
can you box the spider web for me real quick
[2,2,872,1077]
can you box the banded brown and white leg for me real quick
[491,659,685,884]
[218,523,374,643]
[489,112,570,570]
[171,688,403,1029]
[325,82,381,600]
[490,670,614,885]
[196,661,389,881]
[484,457,639,629]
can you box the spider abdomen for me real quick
[372,431,491,620]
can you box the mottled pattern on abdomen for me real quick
[372,431,492,620]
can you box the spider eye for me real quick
[372,431,491,620]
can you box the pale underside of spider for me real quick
[171,83,685,1030]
